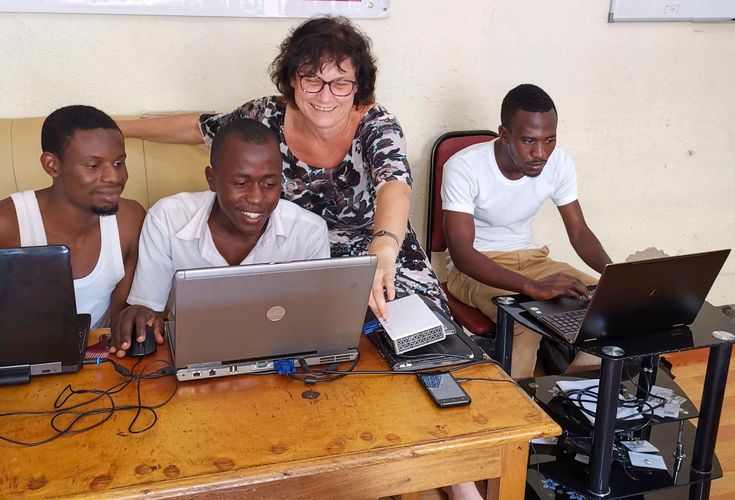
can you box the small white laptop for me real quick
[166,255,376,381]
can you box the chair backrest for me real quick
[427,130,498,259]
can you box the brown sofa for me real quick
[0,116,211,208]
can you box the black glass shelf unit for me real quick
[519,369,700,438]
[525,420,722,500]
[494,296,735,498]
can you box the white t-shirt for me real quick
[441,139,578,256]
[127,191,330,312]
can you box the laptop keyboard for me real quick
[542,309,586,335]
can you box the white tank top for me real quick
[10,190,125,329]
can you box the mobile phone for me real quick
[416,372,471,408]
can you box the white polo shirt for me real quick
[127,191,330,311]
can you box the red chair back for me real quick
[426,131,498,336]
[427,131,498,257]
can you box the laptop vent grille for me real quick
[394,325,445,354]
[319,354,352,364]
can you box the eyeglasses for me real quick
[297,73,357,97]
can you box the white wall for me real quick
[1,1,733,303]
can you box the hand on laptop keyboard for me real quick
[528,273,591,301]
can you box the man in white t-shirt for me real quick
[442,84,612,379]
[109,118,330,356]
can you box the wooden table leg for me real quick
[398,492,421,500]
[486,441,528,500]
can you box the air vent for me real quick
[394,325,444,352]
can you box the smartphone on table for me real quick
[416,372,471,408]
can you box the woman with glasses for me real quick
[118,16,447,319]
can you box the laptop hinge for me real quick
[0,364,31,386]
[315,347,349,356]
[30,362,62,376]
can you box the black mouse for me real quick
[126,325,157,357]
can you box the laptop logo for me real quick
[266,305,286,322]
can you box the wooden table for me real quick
[0,330,560,499]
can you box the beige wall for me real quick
[1,1,733,303]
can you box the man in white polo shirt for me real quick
[442,84,612,379]
[109,118,329,356]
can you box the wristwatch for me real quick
[372,230,401,247]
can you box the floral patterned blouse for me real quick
[199,96,447,311]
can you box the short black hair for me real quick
[270,16,377,106]
[500,84,557,129]
[210,118,280,168]
[41,105,121,160]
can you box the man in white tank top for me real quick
[0,105,145,330]
[442,84,612,380]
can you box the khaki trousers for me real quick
[447,246,599,379]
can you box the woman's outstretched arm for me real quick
[117,113,204,144]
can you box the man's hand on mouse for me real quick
[527,273,591,301]
[109,305,165,358]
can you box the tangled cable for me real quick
[0,357,177,447]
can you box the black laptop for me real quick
[0,246,90,385]
[367,297,485,371]
[519,249,730,344]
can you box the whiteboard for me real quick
[609,0,735,22]
[0,0,390,19]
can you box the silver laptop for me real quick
[166,255,377,381]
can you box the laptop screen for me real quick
[171,256,377,369]
[0,246,82,367]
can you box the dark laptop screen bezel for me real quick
[0,245,82,368]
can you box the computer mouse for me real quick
[126,325,157,357]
